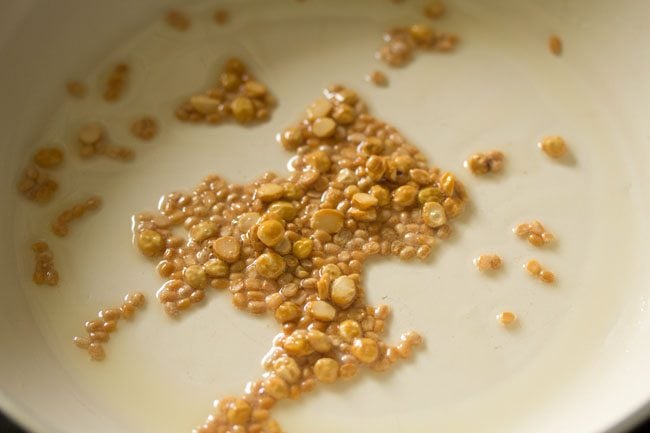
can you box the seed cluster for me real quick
[78,122,134,161]
[73,292,146,361]
[165,10,191,31]
[32,241,59,286]
[524,259,555,284]
[464,150,504,175]
[473,254,502,272]
[17,166,59,203]
[52,196,102,237]
[66,81,87,99]
[513,220,554,247]
[423,1,446,19]
[176,58,276,125]
[548,35,562,56]
[130,116,159,141]
[539,135,568,158]
[366,70,388,87]
[103,63,129,102]
[134,85,466,433]
[376,23,459,67]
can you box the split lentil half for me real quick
[134,85,467,433]
[176,57,276,125]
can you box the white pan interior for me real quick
[1,1,649,433]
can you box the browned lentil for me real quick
[366,70,388,87]
[103,63,129,102]
[464,150,504,175]
[32,241,59,286]
[176,58,276,125]
[52,196,102,237]
[65,81,87,99]
[74,291,145,361]
[513,220,555,247]
[165,10,190,31]
[17,166,59,203]
[524,259,556,284]
[539,135,568,158]
[377,23,459,67]
[130,116,159,141]
[473,254,502,272]
[135,85,467,433]
[549,35,562,56]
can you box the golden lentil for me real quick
[464,150,504,175]
[32,241,59,286]
[52,196,102,237]
[366,70,388,87]
[513,220,555,247]
[474,254,502,272]
[74,291,145,360]
[33,147,64,168]
[539,135,568,158]
[524,259,556,284]
[497,311,517,325]
[176,58,276,125]
[17,166,59,203]
[133,86,467,433]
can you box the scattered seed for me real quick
[497,311,517,325]
[513,220,555,247]
[539,135,568,158]
[524,259,555,284]
[474,254,502,272]
[423,1,446,19]
[32,241,59,286]
[214,9,229,25]
[377,23,459,67]
[464,150,504,175]
[52,196,102,237]
[103,63,129,102]
[366,70,388,87]
[549,35,562,56]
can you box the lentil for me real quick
[513,220,555,247]
[32,241,59,286]
[464,150,504,175]
[133,86,467,433]
[176,58,276,125]
[539,135,568,158]
[497,311,517,325]
[474,254,502,272]
[33,147,64,168]
[17,166,59,203]
[52,196,102,237]
[366,70,388,87]
[74,291,145,360]
[524,259,556,284]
